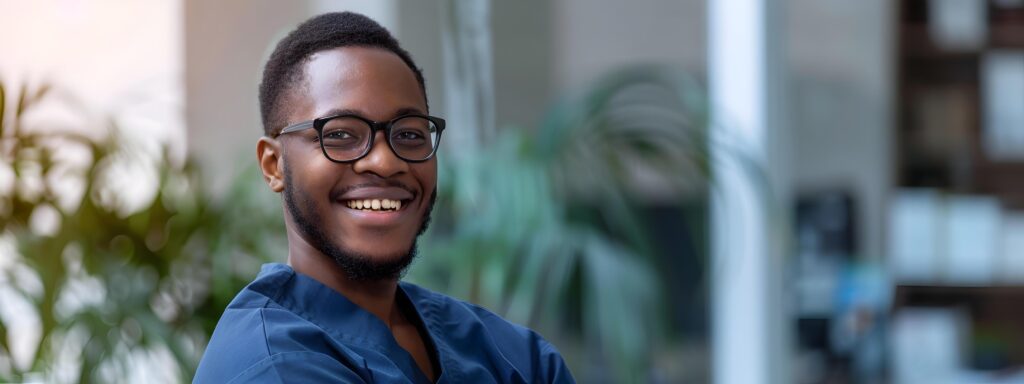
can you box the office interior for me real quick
[2,1,1024,383]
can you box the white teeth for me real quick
[346,198,404,211]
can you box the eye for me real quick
[325,130,355,139]
[320,116,370,145]
[394,130,424,141]
[319,126,366,150]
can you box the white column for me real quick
[709,0,786,383]
[440,0,496,152]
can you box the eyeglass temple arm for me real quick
[278,120,316,135]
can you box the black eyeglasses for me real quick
[275,114,446,163]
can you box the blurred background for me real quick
[1,0,1024,383]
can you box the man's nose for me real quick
[351,131,408,177]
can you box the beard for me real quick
[282,164,435,282]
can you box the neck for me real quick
[285,225,403,328]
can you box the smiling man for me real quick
[193,12,574,384]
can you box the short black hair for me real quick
[258,12,427,136]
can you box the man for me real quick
[194,12,574,383]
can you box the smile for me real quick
[344,198,407,212]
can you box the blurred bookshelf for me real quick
[890,0,1024,380]
[893,285,1024,372]
[898,0,1024,206]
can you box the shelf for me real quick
[893,284,1024,370]
[991,25,1024,47]
[897,5,1024,204]
[900,25,1024,60]
[895,284,1024,303]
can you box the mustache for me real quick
[331,180,417,199]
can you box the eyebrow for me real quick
[320,107,427,120]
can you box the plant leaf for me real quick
[1,80,7,139]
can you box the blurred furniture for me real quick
[894,0,1024,378]
[898,0,1024,207]
[894,285,1024,371]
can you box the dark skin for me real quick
[256,46,437,381]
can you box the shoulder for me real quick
[401,282,576,383]
[195,265,363,383]
[194,273,282,382]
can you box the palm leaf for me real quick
[413,65,718,383]
[0,79,278,383]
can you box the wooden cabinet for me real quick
[897,0,1024,207]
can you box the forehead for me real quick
[294,46,425,121]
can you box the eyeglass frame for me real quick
[274,113,446,163]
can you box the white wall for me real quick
[0,0,184,145]
[184,0,309,192]
[553,0,707,89]
[786,0,894,260]
[0,0,185,180]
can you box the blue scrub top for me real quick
[194,263,575,383]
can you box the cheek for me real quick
[286,151,341,201]
[413,164,437,198]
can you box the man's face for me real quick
[277,46,437,280]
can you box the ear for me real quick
[257,137,286,193]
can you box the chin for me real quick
[341,234,415,256]
[325,238,419,282]
[355,249,412,263]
